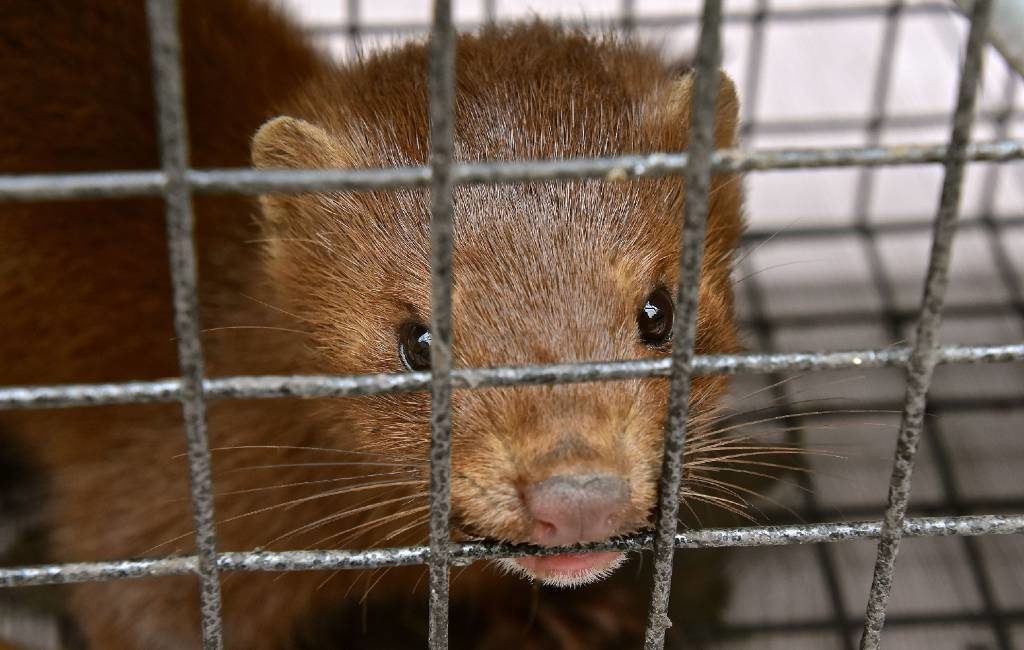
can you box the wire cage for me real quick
[1,0,1023,648]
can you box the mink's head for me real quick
[250,26,742,586]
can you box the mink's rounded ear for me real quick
[251,115,341,169]
[250,116,351,232]
[668,68,740,149]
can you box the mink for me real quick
[0,1,746,647]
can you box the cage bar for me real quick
[3,513,1022,589]
[143,0,223,647]
[425,0,457,646]
[345,0,362,59]
[142,0,224,646]
[859,0,995,646]
[2,139,1023,202]
[1,342,1021,411]
[643,1,722,648]
[0,0,1020,647]
[303,1,957,37]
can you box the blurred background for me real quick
[2,1,1022,648]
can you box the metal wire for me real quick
[1,139,1023,202]
[303,1,957,37]
[426,0,456,645]
[143,0,222,647]
[2,514,1021,588]
[644,1,722,646]
[2,343,1019,410]
[0,0,1021,648]
[859,0,996,646]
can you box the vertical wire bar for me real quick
[739,0,768,137]
[346,0,362,61]
[144,0,223,647]
[857,8,1012,647]
[643,1,722,648]
[621,0,637,35]
[858,1,994,647]
[426,0,456,647]
[483,0,497,25]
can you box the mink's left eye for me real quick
[637,287,674,347]
[398,321,432,371]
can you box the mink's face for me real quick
[251,68,742,586]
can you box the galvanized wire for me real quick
[303,1,956,37]
[1,139,1023,202]
[1,343,1020,410]
[644,1,722,647]
[859,0,995,646]
[426,0,457,646]
[0,1,1021,648]
[143,0,223,647]
[3,514,1021,588]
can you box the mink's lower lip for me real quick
[514,550,623,577]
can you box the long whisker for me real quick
[733,259,829,287]
[309,504,430,549]
[697,409,900,440]
[263,491,427,550]
[238,291,313,324]
[680,490,756,523]
[732,214,807,269]
[196,470,418,501]
[203,444,423,459]
[199,325,311,336]
[688,425,836,452]
[144,482,424,554]
[687,474,804,522]
[220,461,426,475]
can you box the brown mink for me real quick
[0,1,746,647]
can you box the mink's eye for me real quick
[398,321,432,371]
[637,287,674,347]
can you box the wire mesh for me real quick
[0,0,1022,648]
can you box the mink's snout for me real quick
[523,473,631,546]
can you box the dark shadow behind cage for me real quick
[1,0,1023,648]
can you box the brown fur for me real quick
[0,2,743,648]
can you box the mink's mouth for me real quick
[451,522,628,587]
[501,550,626,587]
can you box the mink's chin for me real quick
[496,551,626,588]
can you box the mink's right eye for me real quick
[637,287,674,347]
[398,321,432,371]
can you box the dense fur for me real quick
[0,1,743,648]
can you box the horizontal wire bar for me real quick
[742,213,1024,242]
[693,608,1024,639]
[1,343,1020,411]
[304,1,953,36]
[1,139,1022,202]
[2,514,1020,588]
[746,108,1024,136]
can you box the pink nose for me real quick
[524,474,630,546]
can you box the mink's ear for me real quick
[251,115,343,169]
[250,116,352,231]
[667,68,740,149]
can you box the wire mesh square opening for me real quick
[0,0,1022,649]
